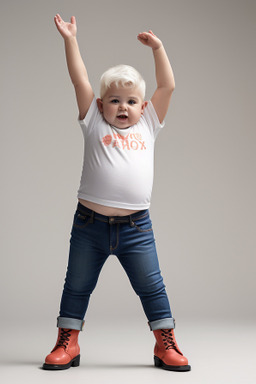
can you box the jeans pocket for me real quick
[133,214,153,233]
[73,211,91,229]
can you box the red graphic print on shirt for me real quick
[101,132,146,150]
[102,135,112,146]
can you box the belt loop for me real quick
[129,215,135,227]
[89,210,94,224]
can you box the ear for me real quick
[141,101,148,115]
[96,98,103,113]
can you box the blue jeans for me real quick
[57,202,175,331]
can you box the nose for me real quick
[119,102,127,110]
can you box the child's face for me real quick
[97,83,147,129]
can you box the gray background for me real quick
[0,1,255,383]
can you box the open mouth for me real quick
[117,115,128,120]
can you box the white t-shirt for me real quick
[77,97,165,209]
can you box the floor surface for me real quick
[1,318,255,384]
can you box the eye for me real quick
[111,99,119,104]
[128,99,136,105]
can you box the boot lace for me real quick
[56,328,72,350]
[161,329,179,352]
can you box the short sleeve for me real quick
[78,97,101,136]
[142,100,165,139]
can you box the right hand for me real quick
[54,14,77,39]
[137,30,162,50]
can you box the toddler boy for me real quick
[42,14,191,372]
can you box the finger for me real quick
[137,36,148,43]
[148,30,156,36]
[71,16,76,25]
[55,14,62,23]
[54,16,60,27]
[54,14,63,26]
[137,32,149,40]
[54,15,64,32]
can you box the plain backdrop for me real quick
[0,0,255,332]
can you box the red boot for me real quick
[153,329,191,372]
[43,328,80,370]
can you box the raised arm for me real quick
[54,14,94,120]
[137,30,175,123]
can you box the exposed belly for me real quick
[78,198,141,217]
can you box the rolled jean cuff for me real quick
[57,316,85,331]
[148,317,175,331]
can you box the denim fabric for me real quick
[58,202,174,330]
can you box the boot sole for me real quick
[154,355,191,372]
[42,354,80,370]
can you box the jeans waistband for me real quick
[77,202,149,224]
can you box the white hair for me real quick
[100,64,146,99]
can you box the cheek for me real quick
[107,105,117,115]
[103,105,114,118]
[134,108,142,119]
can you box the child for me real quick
[43,14,191,372]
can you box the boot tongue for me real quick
[161,329,183,355]
[56,328,72,349]
[168,330,183,355]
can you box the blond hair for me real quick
[100,64,146,99]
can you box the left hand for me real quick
[137,30,162,50]
[54,14,77,40]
